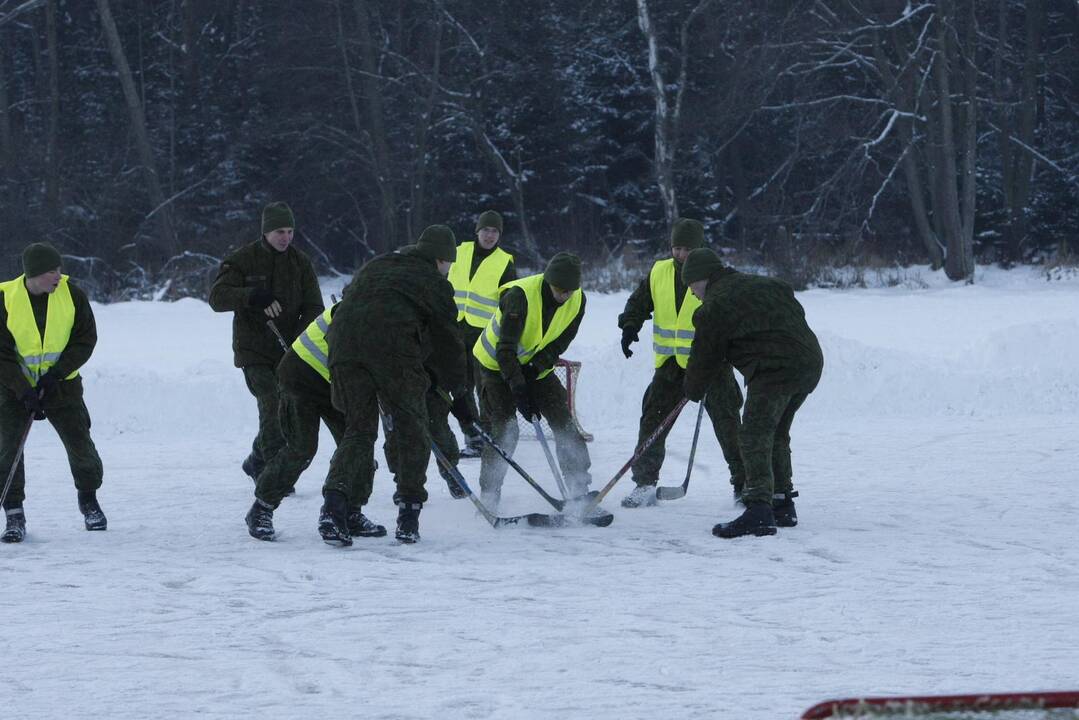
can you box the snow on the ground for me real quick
[3,266,1078,719]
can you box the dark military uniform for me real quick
[382,374,461,492]
[322,246,465,508]
[253,347,344,508]
[208,239,323,473]
[476,282,589,498]
[685,268,823,506]
[0,281,103,509]
[619,261,745,491]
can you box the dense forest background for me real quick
[0,0,1077,299]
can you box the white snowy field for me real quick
[3,266,1079,719]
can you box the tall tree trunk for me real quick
[997,0,1044,262]
[0,40,12,171]
[96,0,176,271]
[44,0,59,215]
[637,0,678,230]
[934,2,976,281]
[407,16,442,242]
[353,0,397,251]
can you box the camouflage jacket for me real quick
[327,246,465,393]
[685,268,823,399]
[208,239,324,368]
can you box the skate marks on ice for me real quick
[3,420,1079,719]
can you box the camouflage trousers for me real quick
[383,387,460,489]
[323,359,432,506]
[630,359,745,489]
[242,364,285,471]
[0,393,103,509]
[477,366,591,497]
[255,386,345,508]
[739,385,812,506]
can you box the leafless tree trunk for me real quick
[44,0,60,215]
[407,16,442,241]
[0,39,11,170]
[352,0,398,251]
[636,0,715,231]
[995,0,1044,262]
[96,0,176,271]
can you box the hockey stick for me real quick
[530,398,689,527]
[266,319,290,353]
[379,396,557,528]
[0,413,34,511]
[464,421,613,527]
[656,395,705,501]
[531,419,569,499]
[428,441,556,528]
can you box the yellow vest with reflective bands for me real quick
[447,242,513,328]
[293,305,334,382]
[1,274,79,386]
[649,258,699,369]
[473,274,582,379]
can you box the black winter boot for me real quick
[1,508,25,543]
[439,468,468,499]
[318,490,352,547]
[245,499,276,541]
[772,491,798,528]
[78,490,107,531]
[395,501,422,544]
[241,453,263,481]
[712,502,777,539]
[347,507,387,537]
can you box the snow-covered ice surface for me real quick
[3,266,1078,719]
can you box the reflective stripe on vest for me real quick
[447,242,514,328]
[292,305,334,382]
[649,258,700,369]
[0,274,79,386]
[473,274,582,379]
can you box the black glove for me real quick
[621,327,639,359]
[449,393,476,427]
[521,363,540,383]
[248,287,276,309]
[20,388,46,421]
[512,384,539,422]
[36,370,60,399]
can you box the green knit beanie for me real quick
[543,252,582,291]
[671,218,705,249]
[416,224,458,262]
[22,242,63,278]
[681,248,726,285]
[262,202,295,235]
[475,210,504,233]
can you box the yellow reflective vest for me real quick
[649,258,700,369]
[293,304,334,382]
[447,242,514,328]
[0,274,79,386]
[473,274,582,379]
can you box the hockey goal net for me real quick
[801,692,1079,719]
[517,358,593,442]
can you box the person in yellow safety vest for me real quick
[616,219,745,509]
[446,210,516,459]
[0,243,105,543]
[473,252,602,513]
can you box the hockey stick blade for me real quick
[655,485,687,500]
[525,509,613,528]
